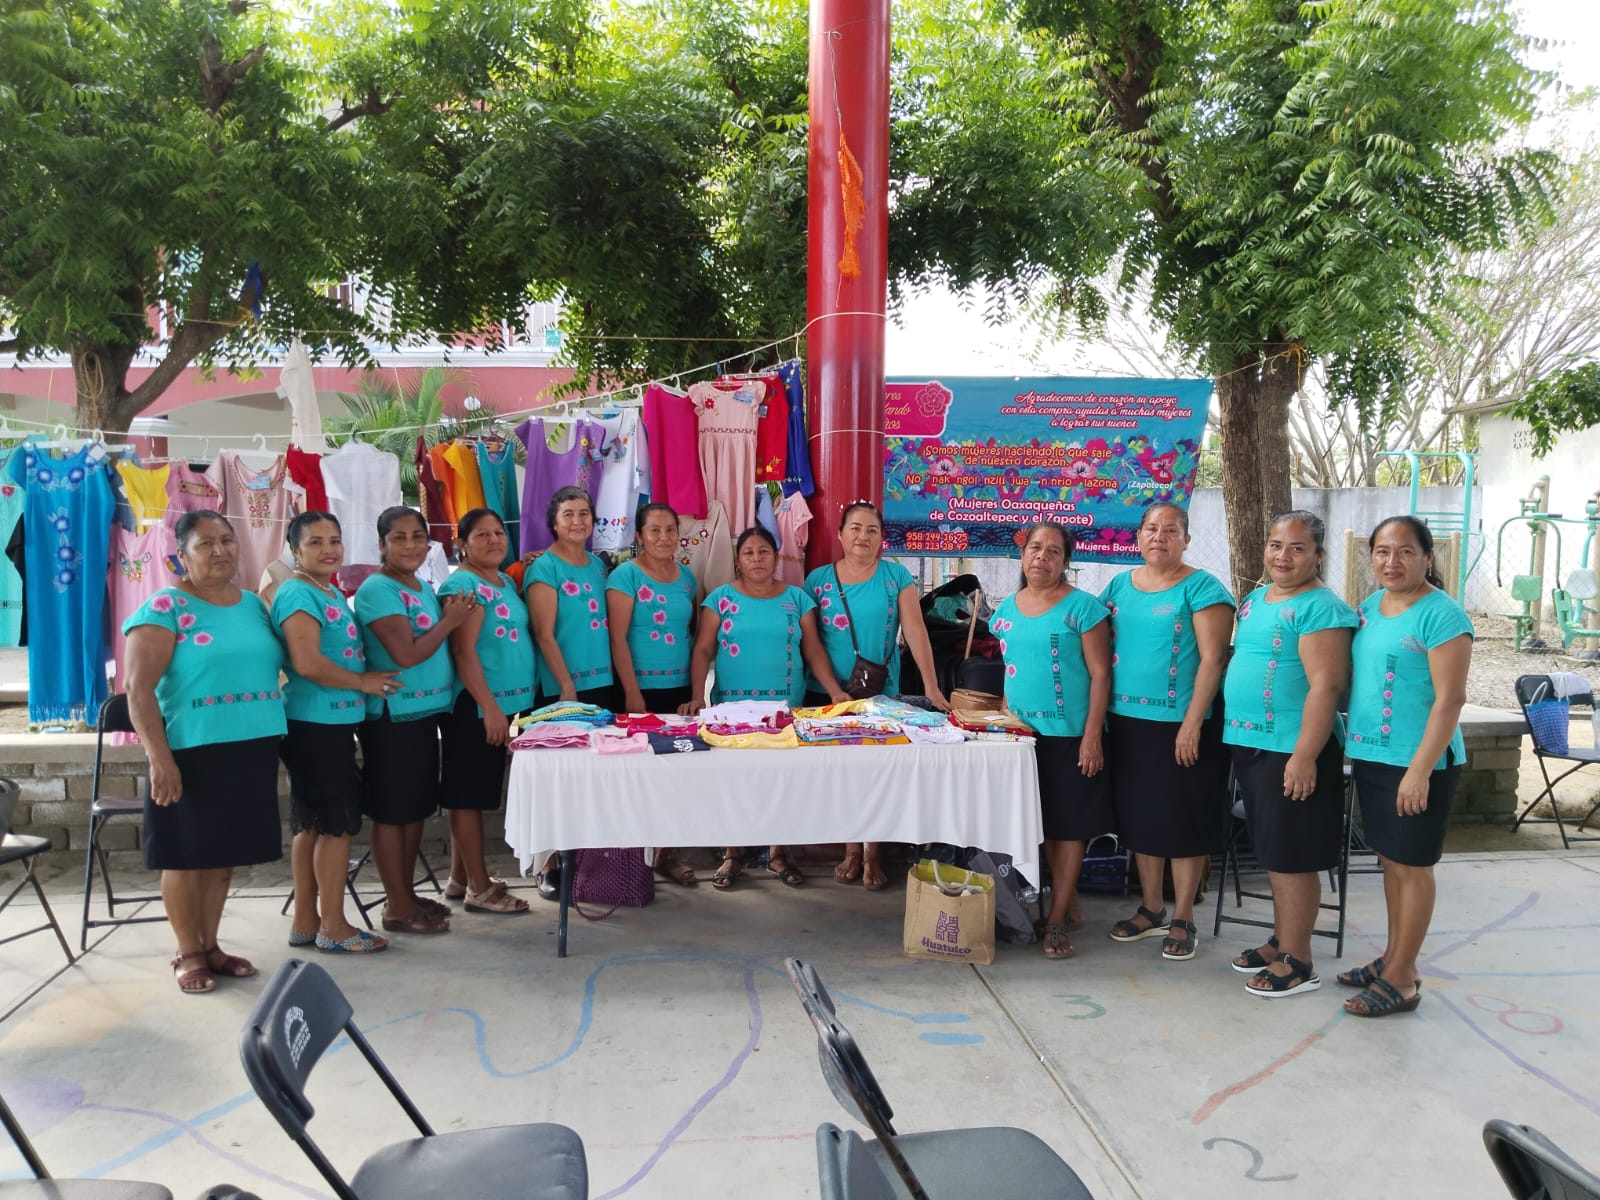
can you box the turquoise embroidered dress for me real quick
[1100,568,1235,722]
[702,583,816,705]
[121,588,286,749]
[991,589,1109,737]
[438,570,537,715]
[1223,585,1358,754]
[804,560,914,695]
[527,550,613,695]
[1347,588,1474,770]
[12,443,116,724]
[606,559,697,688]
[353,573,457,720]
[271,577,367,725]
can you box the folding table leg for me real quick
[557,849,576,958]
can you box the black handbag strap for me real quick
[833,565,866,658]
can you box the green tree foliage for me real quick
[1507,364,1600,457]
[1014,0,1560,592]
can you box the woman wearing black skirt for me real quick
[991,522,1113,959]
[1100,502,1235,961]
[123,511,287,994]
[1222,511,1357,997]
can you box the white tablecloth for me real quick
[504,741,1043,884]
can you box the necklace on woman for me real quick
[292,568,339,596]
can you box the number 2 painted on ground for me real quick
[1202,1136,1297,1182]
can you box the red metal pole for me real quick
[805,0,889,569]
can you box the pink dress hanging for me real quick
[689,380,762,533]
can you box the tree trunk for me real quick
[71,340,142,435]
[1215,345,1298,599]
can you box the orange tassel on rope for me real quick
[838,130,864,280]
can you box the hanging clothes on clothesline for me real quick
[166,461,222,515]
[592,408,649,553]
[774,490,812,587]
[777,360,815,497]
[10,442,115,725]
[441,439,488,515]
[115,460,169,529]
[285,446,329,512]
[515,416,602,554]
[106,522,181,684]
[0,443,26,647]
[416,436,455,554]
[206,451,294,591]
[677,500,733,594]
[321,440,403,567]
[643,383,707,520]
[690,379,762,534]
[474,435,521,567]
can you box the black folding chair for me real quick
[1,1082,172,1197]
[1,778,73,967]
[817,1123,901,1200]
[785,958,1094,1200]
[238,959,588,1200]
[1484,1119,1600,1199]
[1513,675,1600,848]
[80,695,165,952]
[1211,763,1364,959]
[275,846,444,929]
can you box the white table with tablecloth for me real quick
[503,740,1043,954]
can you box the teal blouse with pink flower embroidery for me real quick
[1222,584,1357,754]
[526,550,613,696]
[271,577,367,725]
[992,587,1109,737]
[606,559,696,688]
[122,587,286,750]
[438,569,538,715]
[702,583,816,705]
[803,559,914,697]
[353,573,456,721]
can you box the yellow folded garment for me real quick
[790,700,870,719]
[700,726,800,750]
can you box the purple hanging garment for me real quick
[514,417,604,554]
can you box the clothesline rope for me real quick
[3,311,888,444]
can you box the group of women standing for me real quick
[119,489,955,991]
[998,503,1472,1019]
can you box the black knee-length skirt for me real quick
[1231,737,1346,873]
[1034,734,1114,842]
[143,736,283,870]
[358,706,443,825]
[1108,711,1230,858]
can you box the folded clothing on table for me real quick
[793,714,909,745]
[621,712,700,736]
[648,731,713,754]
[590,728,652,754]
[698,700,792,734]
[524,700,615,727]
[510,722,594,750]
[700,726,799,750]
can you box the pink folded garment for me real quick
[590,729,652,755]
[510,722,593,750]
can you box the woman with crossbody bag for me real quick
[803,501,949,890]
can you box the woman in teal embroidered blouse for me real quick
[1340,515,1473,1018]
[272,511,400,955]
[355,506,473,935]
[1221,511,1356,998]
[1101,502,1235,963]
[689,526,847,891]
[993,522,1112,960]
[802,501,949,890]
[527,485,614,705]
[122,510,287,994]
[437,508,534,916]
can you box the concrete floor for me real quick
[3,846,1600,1199]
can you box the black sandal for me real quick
[1109,905,1169,943]
[1336,957,1385,988]
[1161,918,1198,961]
[1231,935,1280,974]
[1246,952,1320,998]
[767,860,805,888]
[1345,977,1422,1017]
[712,858,741,891]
